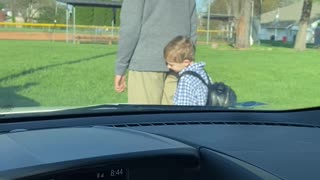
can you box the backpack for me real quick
[179,71,237,108]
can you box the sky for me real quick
[196,0,215,15]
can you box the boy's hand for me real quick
[114,75,126,93]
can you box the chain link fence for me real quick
[0,22,234,44]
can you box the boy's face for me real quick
[166,59,192,73]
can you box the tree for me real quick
[206,0,299,48]
[93,7,107,26]
[231,0,252,48]
[293,0,319,50]
[76,7,94,25]
[0,2,5,10]
[0,0,9,9]
[204,0,251,48]
[207,0,251,48]
[233,0,298,48]
[15,0,40,22]
[9,0,53,23]
[37,3,66,24]
[75,6,120,26]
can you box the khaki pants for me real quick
[128,71,177,105]
[161,71,179,105]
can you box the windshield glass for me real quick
[0,0,320,116]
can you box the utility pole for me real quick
[11,0,16,22]
[55,1,58,22]
[66,4,69,43]
[249,0,254,45]
[275,8,279,40]
[206,0,212,45]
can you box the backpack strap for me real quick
[179,71,209,87]
[179,71,211,106]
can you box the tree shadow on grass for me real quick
[0,83,39,109]
[0,52,116,83]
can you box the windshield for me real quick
[0,0,320,116]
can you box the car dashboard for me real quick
[0,126,199,180]
[1,109,320,180]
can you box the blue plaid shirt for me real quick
[174,62,210,106]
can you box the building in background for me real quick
[260,0,320,43]
[0,10,5,22]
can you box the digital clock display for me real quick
[45,167,128,180]
[96,168,127,179]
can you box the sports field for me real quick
[0,40,320,110]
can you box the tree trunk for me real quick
[294,0,313,51]
[235,0,251,49]
[294,22,309,50]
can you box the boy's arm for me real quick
[115,0,145,76]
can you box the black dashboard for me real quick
[1,108,320,180]
[0,127,199,180]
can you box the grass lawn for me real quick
[0,40,320,110]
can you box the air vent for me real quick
[104,121,320,129]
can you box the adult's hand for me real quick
[114,75,126,93]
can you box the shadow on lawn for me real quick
[0,52,116,83]
[236,101,268,109]
[0,83,40,108]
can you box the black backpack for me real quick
[179,71,237,108]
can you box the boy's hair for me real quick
[164,36,195,63]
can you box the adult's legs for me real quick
[161,71,178,105]
[128,71,166,104]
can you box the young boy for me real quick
[163,36,210,106]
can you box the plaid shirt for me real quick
[174,62,210,106]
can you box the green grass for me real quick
[0,40,320,110]
[0,40,124,107]
[198,44,320,109]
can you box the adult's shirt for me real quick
[115,0,197,75]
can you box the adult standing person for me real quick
[114,0,197,105]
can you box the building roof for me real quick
[56,0,122,8]
[262,20,296,29]
[261,0,320,28]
